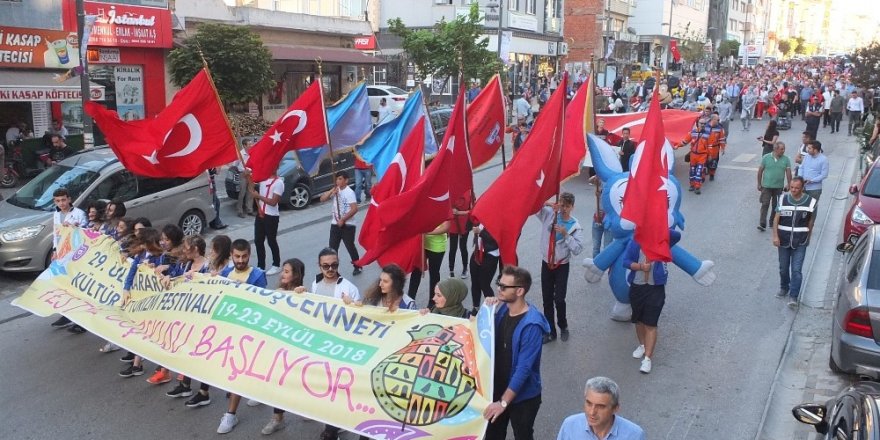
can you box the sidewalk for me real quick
[756,137,859,439]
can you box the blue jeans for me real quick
[354,168,372,203]
[778,245,807,299]
[592,222,613,258]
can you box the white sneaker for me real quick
[247,399,261,407]
[261,418,286,435]
[217,413,238,434]
[632,344,645,359]
[640,357,652,374]
[265,266,281,276]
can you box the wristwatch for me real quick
[499,400,509,409]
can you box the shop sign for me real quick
[87,47,121,63]
[85,1,173,48]
[114,65,144,120]
[508,12,538,32]
[353,35,376,51]
[0,85,105,102]
[0,26,81,69]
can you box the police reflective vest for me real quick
[776,193,816,248]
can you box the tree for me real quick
[718,39,741,59]
[777,40,792,57]
[851,42,880,90]
[168,23,275,106]
[793,37,806,55]
[387,3,499,88]
[672,24,708,64]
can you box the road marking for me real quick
[718,165,759,172]
[731,153,757,163]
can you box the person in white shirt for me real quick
[51,187,88,258]
[320,171,362,276]
[376,97,393,126]
[822,87,833,128]
[515,95,531,123]
[847,91,865,136]
[308,247,361,302]
[47,119,69,139]
[249,171,284,275]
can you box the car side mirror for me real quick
[850,184,859,195]
[792,403,828,434]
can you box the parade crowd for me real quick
[43,55,875,440]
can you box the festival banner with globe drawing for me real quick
[13,228,494,440]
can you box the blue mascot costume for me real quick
[582,133,716,321]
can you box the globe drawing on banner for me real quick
[369,324,481,426]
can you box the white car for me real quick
[367,85,408,121]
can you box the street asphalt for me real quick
[0,115,864,439]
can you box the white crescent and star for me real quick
[429,191,450,202]
[269,130,282,144]
[536,170,545,187]
[281,110,308,136]
[164,113,203,158]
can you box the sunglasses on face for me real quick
[320,263,339,270]
[496,282,522,291]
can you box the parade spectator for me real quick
[421,277,471,319]
[515,95,531,123]
[557,377,645,440]
[798,141,829,200]
[46,134,74,166]
[483,265,550,440]
[847,90,865,136]
[617,128,636,172]
[624,228,680,374]
[320,171,362,276]
[216,239,268,434]
[758,120,779,156]
[236,139,255,218]
[536,193,584,344]
[250,169,284,275]
[757,142,792,232]
[47,119,68,139]
[353,156,373,204]
[772,177,816,308]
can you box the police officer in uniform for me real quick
[771,176,816,308]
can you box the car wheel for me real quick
[0,172,17,188]
[179,209,206,236]
[287,183,311,210]
[829,349,844,374]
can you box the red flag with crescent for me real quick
[246,80,329,182]
[467,74,506,169]
[85,69,237,178]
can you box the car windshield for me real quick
[386,87,407,95]
[6,165,99,211]
[864,169,880,198]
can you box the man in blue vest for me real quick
[772,176,816,308]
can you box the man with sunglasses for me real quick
[310,247,360,303]
[483,266,551,440]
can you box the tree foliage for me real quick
[777,40,792,57]
[793,37,806,55]
[673,24,707,63]
[387,3,499,87]
[718,39,740,58]
[852,42,880,89]
[168,24,275,106]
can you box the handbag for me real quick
[684,152,691,163]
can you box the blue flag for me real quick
[298,83,372,175]
[356,89,437,179]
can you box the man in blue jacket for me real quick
[623,229,680,374]
[483,265,551,440]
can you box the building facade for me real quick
[629,0,710,71]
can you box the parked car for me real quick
[367,85,408,118]
[839,159,880,250]
[225,150,355,210]
[830,225,880,378]
[792,381,880,439]
[0,147,213,272]
[428,106,452,146]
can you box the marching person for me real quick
[797,140,829,201]
[320,171,363,276]
[623,228,680,374]
[536,193,584,343]
[483,266,550,440]
[705,114,727,182]
[249,169,284,276]
[557,377,645,440]
[772,176,816,308]
[48,188,88,330]
[675,118,710,194]
[757,142,792,232]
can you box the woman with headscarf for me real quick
[420,278,471,319]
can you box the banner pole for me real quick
[316,59,343,217]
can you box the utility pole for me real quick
[76,0,94,149]
[665,0,674,75]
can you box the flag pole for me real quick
[316,58,343,217]
[495,73,508,169]
[590,54,601,221]
[546,72,568,271]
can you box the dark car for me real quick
[225,150,355,210]
[793,381,880,439]
[428,106,453,145]
[830,225,880,379]
[839,158,880,250]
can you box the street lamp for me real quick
[665,0,674,75]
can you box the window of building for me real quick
[509,0,519,11]
[526,0,536,14]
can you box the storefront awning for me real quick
[267,45,386,65]
[0,70,106,102]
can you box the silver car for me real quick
[0,147,213,272]
[831,224,880,378]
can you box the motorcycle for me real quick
[0,140,50,188]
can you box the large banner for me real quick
[13,228,494,440]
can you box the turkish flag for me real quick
[246,80,329,182]
[472,73,568,266]
[561,76,594,180]
[86,69,237,178]
[355,118,426,272]
[620,88,672,262]
[601,109,699,145]
[670,40,681,62]
[468,74,506,169]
